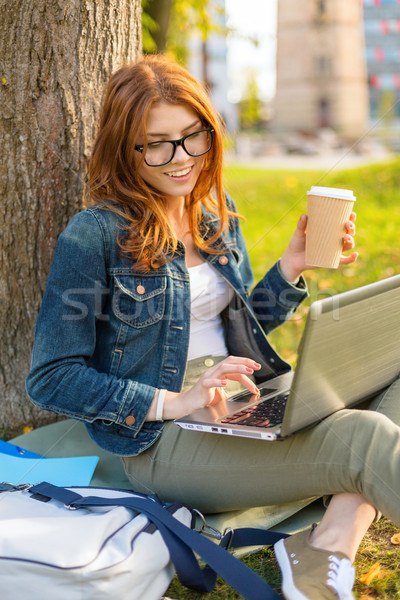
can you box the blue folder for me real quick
[0,439,43,459]
[0,440,99,487]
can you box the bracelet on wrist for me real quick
[156,388,167,422]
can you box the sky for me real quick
[225,0,278,102]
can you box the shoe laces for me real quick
[326,555,355,599]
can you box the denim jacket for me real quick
[26,196,308,456]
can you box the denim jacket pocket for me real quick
[113,274,166,328]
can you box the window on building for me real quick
[315,0,329,23]
[318,98,330,128]
[314,55,332,78]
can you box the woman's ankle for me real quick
[309,523,352,558]
[308,493,376,561]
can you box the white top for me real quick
[187,261,234,361]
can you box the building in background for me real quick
[272,0,369,139]
[363,0,400,123]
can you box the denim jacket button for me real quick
[218,255,228,265]
[204,358,214,367]
[125,415,136,426]
[136,285,145,295]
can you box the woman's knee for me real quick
[319,408,397,454]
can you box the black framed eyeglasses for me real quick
[134,127,214,167]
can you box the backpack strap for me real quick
[30,482,286,600]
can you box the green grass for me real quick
[166,158,400,599]
[167,519,400,599]
[225,159,400,364]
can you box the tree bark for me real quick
[0,0,142,437]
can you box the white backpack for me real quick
[0,481,287,600]
[0,483,192,600]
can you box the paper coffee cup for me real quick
[305,186,356,269]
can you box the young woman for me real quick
[26,55,400,600]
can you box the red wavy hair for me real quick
[86,54,234,270]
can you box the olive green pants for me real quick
[122,356,400,524]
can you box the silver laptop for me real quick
[175,274,400,441]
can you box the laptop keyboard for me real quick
[219,392,289,428]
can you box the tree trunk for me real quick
[145,0,174,52]
[0,0,142,438]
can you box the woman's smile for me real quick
[164,165,194,181]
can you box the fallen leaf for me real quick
[285,176,298,188]
[317,278,335,289]
[22,426,33,434]
[359,596,376,600]
[359,562,389,585]
[390,532,400,545]
[358,545,375,555]
[306,270,318,281]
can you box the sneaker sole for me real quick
[274,539,310,600]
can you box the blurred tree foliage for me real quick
[239,74,263,130]
[142,0,225,64]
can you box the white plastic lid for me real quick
[307,186,356,201]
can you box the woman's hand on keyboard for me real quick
[150,356,261,421]
[179,356,260,412]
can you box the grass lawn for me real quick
[167,157,400,599]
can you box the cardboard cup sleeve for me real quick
[306,186,356,269]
